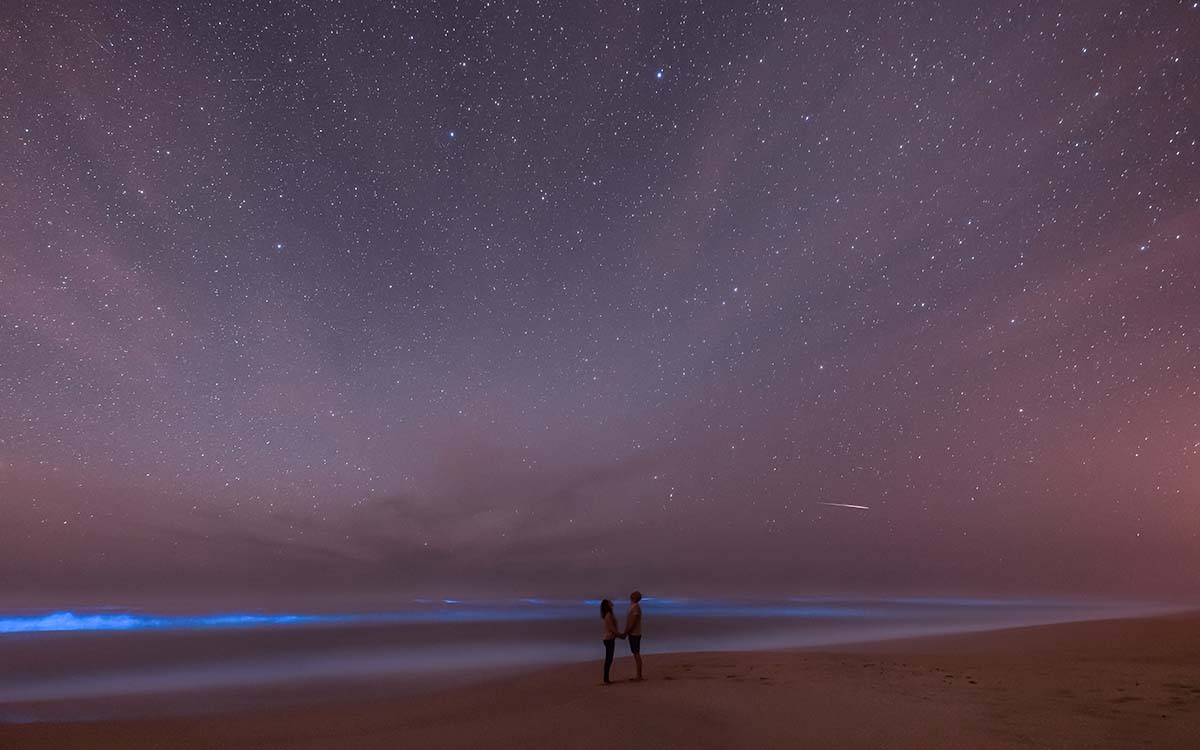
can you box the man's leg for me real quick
[630,636,643,680]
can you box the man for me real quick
[623,590,644,681]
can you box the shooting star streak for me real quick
[816,502,870,510]
[86,33,114,56]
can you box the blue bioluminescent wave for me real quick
[0,608,561,634]
[0,604,852,634]
[0,597,1105,635]
[0,611,352,634]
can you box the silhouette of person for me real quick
[600,598,624,684]
[623,590,643,680]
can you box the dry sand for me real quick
[4,612,1199,748]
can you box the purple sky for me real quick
[2,1,1199,604]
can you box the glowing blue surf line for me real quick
[0,608,557,634]
[0,597,1096,635]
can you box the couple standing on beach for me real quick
[599,591,643,685]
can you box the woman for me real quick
[600,598,623,684]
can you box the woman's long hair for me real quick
[600,599,613,618]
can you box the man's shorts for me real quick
[628,635,641,654]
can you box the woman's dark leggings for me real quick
[602,638,616,682]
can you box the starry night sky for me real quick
[2,1,1199,604]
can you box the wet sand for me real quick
[4,612,1198,748]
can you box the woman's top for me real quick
[602,611,620,640]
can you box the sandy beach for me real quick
[3,612,1198,748]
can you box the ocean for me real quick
[0,596,1171,721]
